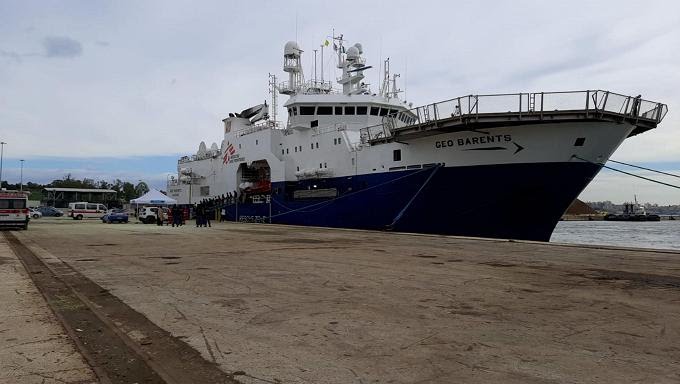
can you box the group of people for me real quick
[148,192,241,228]
[194,191,240,224]
[155,205,187,227]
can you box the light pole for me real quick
[0,142,5,189]
[20,159,24,191]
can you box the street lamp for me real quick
[20,159,24,191]
[0,142,5,189]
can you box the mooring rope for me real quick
[572,155,680,190]
[389,165,440,228]
[608,159,680,179]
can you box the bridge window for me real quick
[379,108,388,116]
[295,147,298,152]
[316,142,319,149]
[357,106,368,115]
[334,106,343,115]
[311,120,319,128]
[317,106,333,115]
[286,148,289,154]
[370,107,380,116]
[338,137,342,145]
[345,106,355,115]
[311,143,314,150]
[393,149,402,161]
[300,106,316,115]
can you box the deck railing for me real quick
[360,90,668,143]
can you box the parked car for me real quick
[29,208,43,219]
[36,206,64,217]
[138,206,166,224]
[101,209,129,224]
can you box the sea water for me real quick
[550,220,680,251]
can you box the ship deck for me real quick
[3,219,679,383]
[363,90,668,144]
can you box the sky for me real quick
[0,0,679,203]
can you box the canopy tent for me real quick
[129,189,177,205]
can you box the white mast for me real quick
[268,73,277,122]
[280,41,304,95]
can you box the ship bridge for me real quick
[361,90,668,145]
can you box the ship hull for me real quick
[222,161,601,241]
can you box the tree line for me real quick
[0,174,151,202]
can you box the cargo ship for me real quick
[167,33,668,241]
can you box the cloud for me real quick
[0,49,22,61]
[95,41,110,47]
[43,36,83,58]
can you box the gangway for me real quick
[361,90,668,145]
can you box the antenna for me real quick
[320,43,324,83]
[380,58,390,97]
[404,56,408,101]
[313,49,318,83]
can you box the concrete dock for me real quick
[2,219,680,383]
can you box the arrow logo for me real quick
[513,142,524,154]
[463,141,525,155]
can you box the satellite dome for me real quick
[346,46,360,60]
[284,41,300,57]
[353,43,363,54]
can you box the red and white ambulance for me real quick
[0,190,30,230]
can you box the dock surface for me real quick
[3,219,680,383]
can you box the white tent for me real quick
[129,189,177,205]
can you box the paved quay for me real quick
[5,218,680,383]
[0,234,96,384]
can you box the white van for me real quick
[68,202,108,220]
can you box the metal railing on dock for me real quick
[360,90,668,144]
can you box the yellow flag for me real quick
[324,39,330,47]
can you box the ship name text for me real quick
[435,134,512,149]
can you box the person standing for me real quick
[156,207,164,226]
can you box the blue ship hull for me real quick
[222,162,601,241]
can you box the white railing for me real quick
[360,90,668,142]
[237,120,281,137]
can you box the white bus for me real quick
[0,190,30,230]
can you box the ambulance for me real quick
[0,190,30,230]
